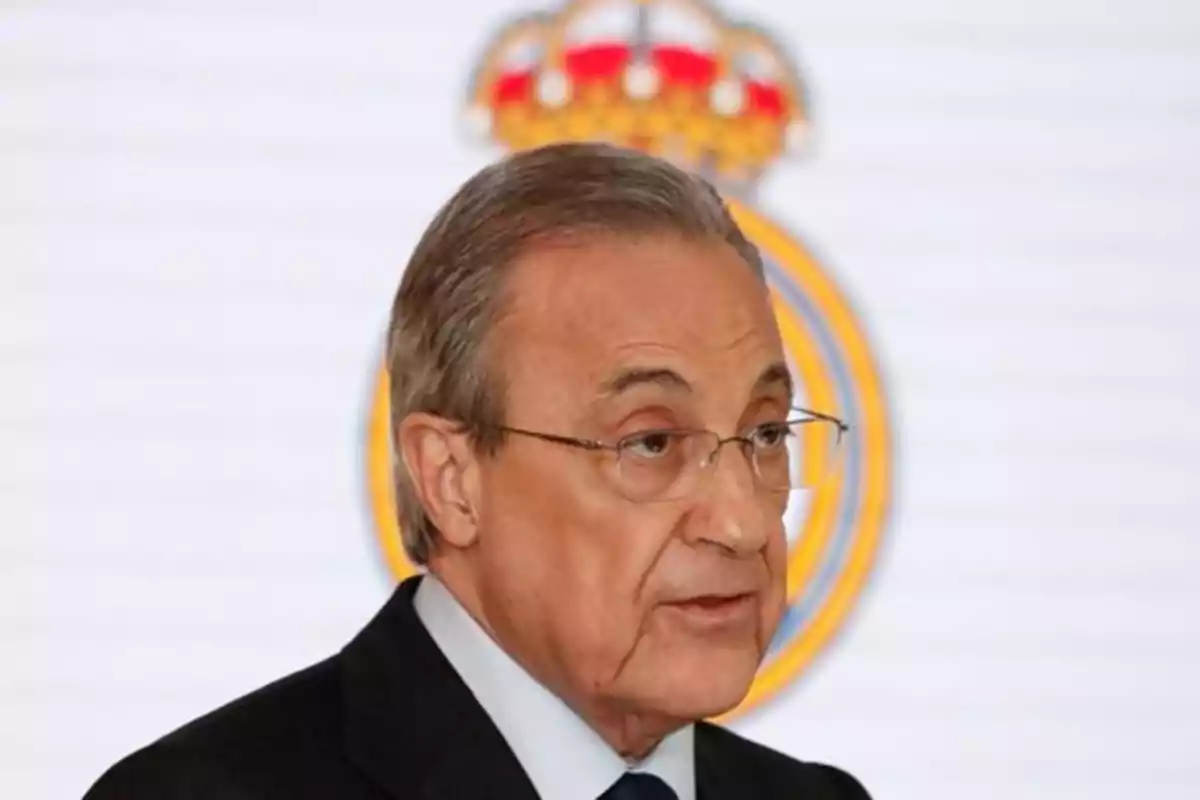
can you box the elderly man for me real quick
[84,143,869,799]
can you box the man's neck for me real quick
[413,569,697,800]
[426,563,684,759]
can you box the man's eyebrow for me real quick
[599,367,693,397]
[754,362,794,398]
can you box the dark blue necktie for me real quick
[599,772,680,800]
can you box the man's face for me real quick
[472,232,789,724]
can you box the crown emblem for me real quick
[464,0,809,195]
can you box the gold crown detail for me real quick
[464,0,809,190]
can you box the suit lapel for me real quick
[340,576,541,800]
[417,732,542,800]
[695,722,750,800]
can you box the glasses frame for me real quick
[483,407,850,501]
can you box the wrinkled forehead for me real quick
[498,231,772,334]
[492,233,788,413]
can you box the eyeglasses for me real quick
[488,408,849,504]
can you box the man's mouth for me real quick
[664,592,758,629]
[676,593,753,610]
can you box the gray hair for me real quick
[386,141,763,564]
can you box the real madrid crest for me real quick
[366,0,892,718]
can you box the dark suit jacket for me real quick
[84,577,870,799]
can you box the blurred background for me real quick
[4,1,1200,798]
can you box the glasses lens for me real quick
[614,430,710,502]
[754,418,845,491]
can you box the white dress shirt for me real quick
[414,574,696,800]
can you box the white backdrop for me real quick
[4,1,1200,798]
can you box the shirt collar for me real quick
[414,574,695,800]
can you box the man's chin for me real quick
[633,649,761,722]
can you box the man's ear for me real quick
[394,412,481,550]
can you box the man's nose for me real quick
[682,443,770,557]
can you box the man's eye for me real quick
[622,431,677,459]
[751,423,793,449]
